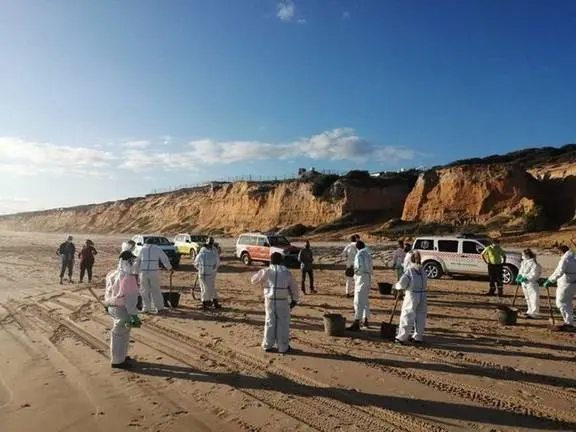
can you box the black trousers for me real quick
[301,268,314,292]
[60,259,74,279]
[80,258,94,282]
[487,264,503,293]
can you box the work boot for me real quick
[59,278,63,285]
[362,319,369,328]
[111,360,133,370]
[201,301,211,311]
[347,320,361,332]
[484,291,495,296]
[497,288,504,297]
[213,299,222,310]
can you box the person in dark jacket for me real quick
[57,235,76,284]
[79,239,98,283]
[298,240,315,294]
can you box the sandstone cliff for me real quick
[401,144,575,230]
[401,165,541,227]
[0,146,573,236]
[0,175,415,235]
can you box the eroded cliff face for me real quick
[401,165,541,227]
[0,179,414,235]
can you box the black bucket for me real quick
[381,322,398,339]
[378,282,393,295]
[163,292,181,308]
[137,295,142,311]
[323,313,346,337]
[496,305,518,325]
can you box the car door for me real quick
[437,240,459,273]
[460,240,486,274]
[246,236,261,261]
[254,236,270,261]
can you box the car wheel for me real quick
[189,249,196,260]
[241,252,252,265]
[502,265,516,285]
[423,261,443,279]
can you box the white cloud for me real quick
[343,11,351,19]
[277,1,295,22]
[0,137,116,176]
[1,129,417,177]
[297,18,307,24]
[117,128,415,171]
[121,140,150,149]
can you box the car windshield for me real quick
[477,239,491,247]
[144,236,171,245]
[268,236,290,247]
[191,235,207,242]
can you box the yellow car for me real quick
[173,233,208,260]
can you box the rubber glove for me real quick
[126,315,142,328]
[515,275,523,284]
[543,279,551,288]
[290,301,297,310]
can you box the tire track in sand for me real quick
[18,301,263,432]
[43,296,444,432]
[293,332,576,430]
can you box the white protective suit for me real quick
[548,250,576,326]
[136,244,172,313]
[105,246,140,365]
[403,251,414,271]
[353,248,373,321]
[342,242,358,295]
[251,264,300,353]
[194,245,220,302]
[518,257,542,317]
[395,266,428,342]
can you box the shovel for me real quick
[381,291,401,339]
[546,285,556,327]
[191,273,200,300]
[162,272,180,309]
[85,284,108,313]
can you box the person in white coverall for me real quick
[392,240,406,280]
[136,238,172,315]
[195,237,221,310]
[544,245,576,331]
[394,251,428,344]
[105,241,141,369]
[516,249,542,319]
[342,235,359,297]
[251,252,300,354]
[347,240,373,331]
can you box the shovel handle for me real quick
[546,286,555,326]
[511,283,520,307]
[389,292,401,325]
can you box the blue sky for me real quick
[1,0,575,214]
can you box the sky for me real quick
[1,0,575,214]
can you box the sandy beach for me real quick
[1,231,575,432]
